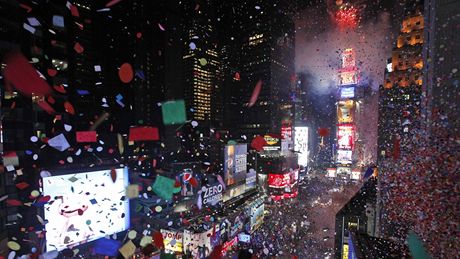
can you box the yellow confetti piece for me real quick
[7,241,21,251]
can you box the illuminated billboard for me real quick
[339,70,358,85]
[161,229,183,253]
[351,169,361,180]
[43,168,130,251]
[327,168,337,178]
[337,167,352,175]
[281,124,292,141]
[337,100,354,123]
[340,87,355,99]
[294,127,309,167]
[263,135,281,151]
[267,173,290,188]
[337,149,353,164]
[224,144,247,186]
[337,124,354,150]
[342,48,356,69]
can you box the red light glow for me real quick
[335,4,359,29]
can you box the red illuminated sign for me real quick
[268,174,290,188]
[337,124,355,150]
[281,125,292,140]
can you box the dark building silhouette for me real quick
[335,178,378,259]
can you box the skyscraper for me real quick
[422,0,460,135]
[217,1,295,139]
[181,1,222,127]
[378,7,424,161]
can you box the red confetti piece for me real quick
[110,167,117,183]
[209,244,222,259]
[59,160,65,165]
[47,96,55,104]
[248,79,262,107]
[37,99,55,114]
[16,182,30,190]
[317,127,330,137]
[76,131,97,143]
[251,135,267,151]
[189,177,198,188]
[3,51,52,97]
[10,101,16,109]
[136,32,142,38]
[38,195,51,203]
[128,127,159,141]
[6,199,23,206]
[74,42,84,53]
[53,84,66,94]
[70,4,80,17]
[118,63,134,83]
[152,231,164,249]
[234,72,240,81]
[105,0,123,7]
[47,69,57,77]
[64,101,75,115]
[19,3,32,12]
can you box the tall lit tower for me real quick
[335,48,358,178]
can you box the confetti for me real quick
[3,51,52,97]
[248,80,262,107]
[119,63,134,83]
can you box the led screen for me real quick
[337,149,353,164]
[43,167,130,251]
[337,124,355,150]
[294,127,309,167]
[340,87,355,99]
[339,70,358,85]
[224,144,247,186]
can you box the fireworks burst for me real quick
[335,3,359,29]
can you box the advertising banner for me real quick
[327,168,337,178]
[246,169,257,188]
[281,125,293,153]
[250,204,264,233]
[337,124,355,150]
[337,100,354,123]
[281,125,292,141]
[294,127,309,167]
[183,228,216,259]
[337,149,353,164]
[202,182,224,206]
[340,87,355,99]
[263,135,281,151]
[337,167,352,175]
[160,229,183,253]
[342,48,356,68]
[339,70,358,86]
[351,169,361,180]
[238,233,251,243]
[224,144,247,186]
[267,173,290,188]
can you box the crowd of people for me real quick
[232,177,348,259]
[380,113,460,258]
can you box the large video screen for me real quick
[337,124,355,150]
[337,100,354,123]
[43,167,130,251]
[294,127,309,167]
[224,144,247,186]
